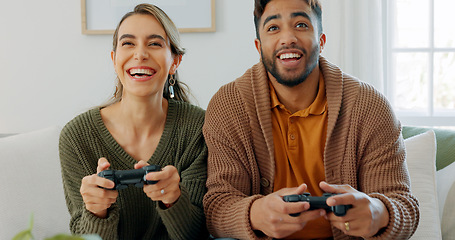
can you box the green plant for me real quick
[12,214,101,240]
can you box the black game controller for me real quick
[98,165,161,190]
[283,193,352,217]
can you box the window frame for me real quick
[383,0,455,127]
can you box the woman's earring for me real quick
[168,75,176,99]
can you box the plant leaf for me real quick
[12,229,33,240]
[81,234,103,240]
[12,213,35,240]
[28,213,34,230]
[44,234,102,240]
[44,234,84,240]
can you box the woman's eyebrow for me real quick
[119,34,135,41]
[146,34,166,41]
[118,34,166,41]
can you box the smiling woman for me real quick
[111,13,181,103]
[108,4,189,105]
[59,3,208,240]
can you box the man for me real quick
[202,0,419,239]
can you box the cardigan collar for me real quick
[238,56,345,191]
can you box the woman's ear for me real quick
[111,51,117,74]
[111,51,115,63]
[170,55,182,75]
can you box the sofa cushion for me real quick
[441,182,455,240]
[0,126,70,239]
[403,126,455,170]
[437,161,455,239]
[404,130,442,239]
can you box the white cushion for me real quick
[441,183,455,240]
[437,161,455,239]
[0,126,70,239]
[405,130,442,239]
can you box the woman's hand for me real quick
[135,160,181,207]
[80,157,119,218]
[319,181,389,238]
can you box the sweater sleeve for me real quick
[59,122,120,239]
[137,101,208,239]
[352,84,419,239]
[157,128,209,240]
[203,84,268,240]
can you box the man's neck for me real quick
[269,66,321,114]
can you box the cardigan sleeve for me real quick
[350,83,419,239]
[203,84,269,240]
[59,123,120,239]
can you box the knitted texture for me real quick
[202,57,419,240]
[59,99,208,240]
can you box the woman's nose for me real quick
[134,47,149,60]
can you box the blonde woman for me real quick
[59,4,208,239]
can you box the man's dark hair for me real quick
[253,0,323,39]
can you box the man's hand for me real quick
[250,184,326,239]
[80,157,119,218]
[320,181,389,237]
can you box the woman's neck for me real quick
[102,95,168,138]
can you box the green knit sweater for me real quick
[59,99,208,240]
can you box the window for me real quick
[384,0,455,126]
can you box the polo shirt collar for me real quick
[270,72,327,117]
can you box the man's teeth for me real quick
[279,53,301,60]
[129,68,154,76]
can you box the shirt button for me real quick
[260,177,270,187]
[290,134,295,140]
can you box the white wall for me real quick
[1,0,380,133]
[0,0,258,133]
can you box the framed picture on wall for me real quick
[81,0,216,34]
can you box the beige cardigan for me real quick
[203,57,419,240]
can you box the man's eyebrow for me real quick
[263,14,280,28]
[291,11,311,21]
[262,12,311,28]
[118,34,166,41]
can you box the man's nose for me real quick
[280,29,298,46]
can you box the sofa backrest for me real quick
[403,126,455,170]
[0,126,71,239]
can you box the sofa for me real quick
[402,126,455,239]
[0,125,454,239]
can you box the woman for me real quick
[59,4,208,239]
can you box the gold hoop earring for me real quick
[168,75,176,99]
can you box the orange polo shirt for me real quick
[270,73,332,239]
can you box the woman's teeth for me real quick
[129,68,154,76]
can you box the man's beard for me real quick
[261,44,320,87]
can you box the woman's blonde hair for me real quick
[104,3,190,107]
